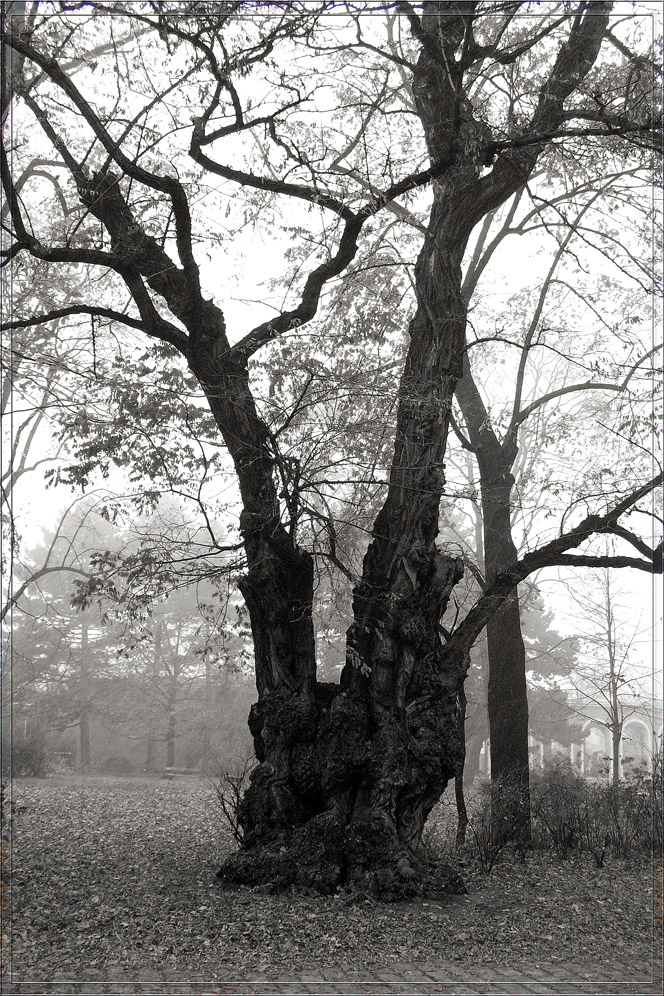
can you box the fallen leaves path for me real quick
[3,777,660,993]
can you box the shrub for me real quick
[603,780,649,859]
[422,794,458,854]
[531,759,585,858]
[12,733,48,778]
[532,756,658,865]
[626,753,662,857]
[465,777,524,873]
[99,755,134,775]
[576,782,611,868]
[208,755,256,845]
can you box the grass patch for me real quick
[5,776,656,981]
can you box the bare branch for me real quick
[447,471,664,661]
[471,7,614,223]
[512,342,662,428]
[1,565,90,622]
[4,29,201,295]
[547,553,660,573]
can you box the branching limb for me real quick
[546,552,661,573]
[0,142,118,270]
[462,13,570,70]
[471,7,613,223]
[228,152,457,360]
[119,268,190,355]
[4,29,201,295]
[448,409,474,453]
[512,342,662,428]
[447,470,664,663]
[1,565,90,622]
[508,189,604,435]
[189,134,356,221]
[3,304,149,334]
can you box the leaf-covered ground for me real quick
[4,777,656,981]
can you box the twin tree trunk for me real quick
[187,7,609,897]
[212,193,472,897]
[186,25,493,898]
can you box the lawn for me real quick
[3,775,657,982]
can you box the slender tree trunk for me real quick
[611,724,622,788]
[462,630,489,789]
[455,361,531,843]
[201,653,212,765]
[145,620,162,772]
[145,733,155,773]
[607,606,622,788]
[165,656,180,769]
[166,707,176,769]
[79,618,90,771]
[455,687,469,848]
[462,727,484,787]
[79,709,90,772]
[78,707,90,771]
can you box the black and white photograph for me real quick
[1,2,662,992]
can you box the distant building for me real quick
[477,692,662,780]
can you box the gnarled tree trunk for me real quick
[215,3,609,895]
[1,0,633,901]
[218,190,473,896]
[217,26,486,894]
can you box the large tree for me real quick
[2,3,661,896]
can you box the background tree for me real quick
[453,166,659,837]
[562,561,656,786]
[8,506,128,769]
[9,507,258,773]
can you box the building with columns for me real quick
[477,691,662,781]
